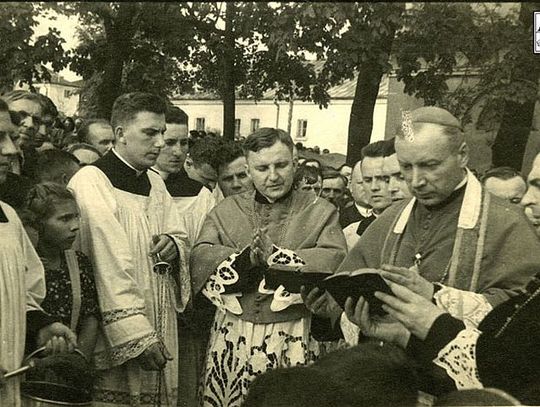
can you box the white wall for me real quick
[173,98,387,155]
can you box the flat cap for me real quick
[409,106,462,130]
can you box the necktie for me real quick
[356,215,376,236]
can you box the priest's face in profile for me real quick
[117,111,167,170]
[247,141,297,202]
[383,153,412,202]
[395,123,468,207]
[155,123,189,174]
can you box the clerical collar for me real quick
[92,150,151,196]
[355,203,373,218]
[255,187,293,204]
[424,176,468,211]
[112,149,146,177]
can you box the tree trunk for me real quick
[95,4,138,120]
[491,2,540,170]
[346,62,385,165]
[287,96,294,136]
[222,2,236,140]
[346,4,405,165]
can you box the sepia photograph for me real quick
[0,2,539,406]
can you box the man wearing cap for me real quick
[305,106,540,348]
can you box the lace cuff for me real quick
[434,285,492,328]
[340,312,361,346]
[202,249,245,315]
[265,246,307,312]
[94,331,159,369]
[433,328,483,390]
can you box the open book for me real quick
[264,267,392,316]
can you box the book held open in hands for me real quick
[264,266,393,316]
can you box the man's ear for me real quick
[115,126,126,145]
[458,142,469,168]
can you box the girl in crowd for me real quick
[23,182,99,360]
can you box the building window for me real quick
[250,118,260,133]
[234,119,241,137]
[196,118,206,131]
[64,89,71,98]
[296,119,308,139]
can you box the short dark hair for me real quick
[110,92,167,129]
[36,94,58,119]
[322,168,347,185]
[218,140,244,170]
[188,136,224,171]
[77,118,112,144]
[165,106,188,125]
[243,127,294,154]
[35,150,79,183]
[361,139,395,160]
[481,166,524,184]
[65,142,102,157]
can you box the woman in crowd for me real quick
[23,182,99,360]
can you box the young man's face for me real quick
[155,123,189,174]
[362,156,392,211]
[247,141,296,202]
[115,111,166,170]
[8,98,43,149]
[218,156,253,198]
[383,153,412,203]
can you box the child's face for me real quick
[41,200,80,251]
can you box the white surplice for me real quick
[0,201,45,407]
[68,151,191,407]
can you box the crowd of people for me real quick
[1,89,540,407]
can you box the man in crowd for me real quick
[191,128,347,407]
[383,144,412,204]
[482,166,527,205]
[341,140,394,249]
[163,136,222,214]
[217,140,254,198]
[68,92,190,406]
[0,99,33,211]
[177,139,254,407]
[339,160,371,228]
[35,149,80,185]
[521,152,540,236]
[77,118,115,155]
[320,168,347,208]
[36,93,60,152]
[2,90,44,180]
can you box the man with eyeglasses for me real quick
[2,91,44,181]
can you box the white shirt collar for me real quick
[355,203,373,218]
[151,166,169,180]
[112,148,145,177]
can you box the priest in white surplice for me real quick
[68,93,190,407]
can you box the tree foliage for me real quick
[0,2,68,93]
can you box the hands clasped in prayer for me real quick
[302,264,444,347]
[250,227,273,267]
